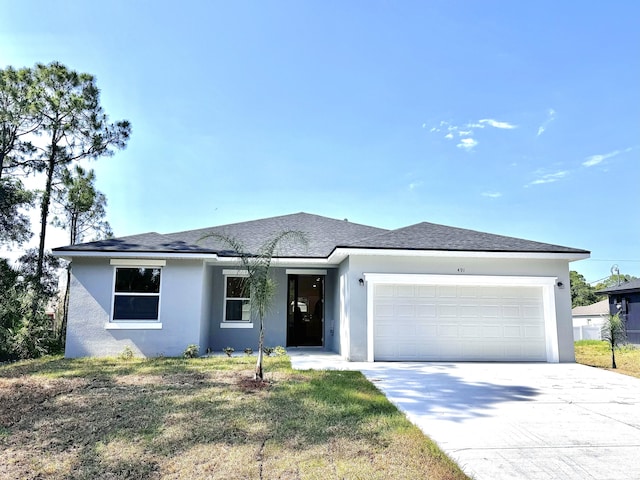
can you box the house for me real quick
[596,279,640,344]
[53,212,590,362]
[572,299,609,341]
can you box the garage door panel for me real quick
[415,324,438,336]
[396,285,415,297]
[438,305,458,317]
[503,325,522,337]
[417,285,436,297]
[523,305,542,318]
[437,324,459,337]
[374,282,547,361]
[416,304,437,317]
[438,286,458,298]
[478,305,499,318]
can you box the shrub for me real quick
[273,346,287,357]
[119,345,135,360]
[262,346,274,357]
[244,347,253,356]
[183,344,199,358]
[222,346,235,357]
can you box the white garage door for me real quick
[373,283,547,361]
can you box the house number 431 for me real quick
[457,267,465,273]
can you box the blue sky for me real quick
[1,0,638,283]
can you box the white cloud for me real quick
[537,108,556,136]
[482,192,502,198]
[582,147,631,167]
[427,116,516,149]
[457,138,478,150]
[479,118,517,129]
[408,181,423,191]
[528,170,569,185]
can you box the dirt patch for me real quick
[237,377,272,392]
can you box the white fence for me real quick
[573,325,602,341]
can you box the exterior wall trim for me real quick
[110,258,166,267]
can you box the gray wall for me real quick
[206,266,338,353]
[65,257,205,358]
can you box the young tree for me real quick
[601,314,626,369]
[52,165,112,341]
[200,231,307,380]
[31,62,130,284]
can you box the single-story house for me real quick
[572,299,609,341]
[596,279,640,344]
[53,212,590,362]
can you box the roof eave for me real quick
[51,250,221,261]
[328,247,590,263]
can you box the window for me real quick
[224,275,251,322]
[112,267,161,321]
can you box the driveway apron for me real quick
[356,362,640,480]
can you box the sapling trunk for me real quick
[255,315,265,380]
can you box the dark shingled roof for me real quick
[342,222,588,253]
[53,212,589,258]
[596,279,640,294]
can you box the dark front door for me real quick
[287,274,324,346]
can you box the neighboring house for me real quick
[596,279,640,344]
[53,212,590,362]
[572,299,609,341]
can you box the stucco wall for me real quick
[344,254,575,362]
[65,258,205,358]
[206,266,339,353]
[206,266,287,352]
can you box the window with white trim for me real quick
[224,274,251,322]
[112,267,162,321]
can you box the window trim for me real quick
[221,269,253,328]
[109,265,163,327]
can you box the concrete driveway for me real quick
[289,353,640,480]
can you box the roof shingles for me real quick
[53,212,589,257]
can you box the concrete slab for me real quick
[289,354,640,480]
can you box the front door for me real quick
[287,274,324,346]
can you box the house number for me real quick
[457,267,465,273]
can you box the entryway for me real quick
[287,274,324,346]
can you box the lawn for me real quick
[0,355,469,480]
[575,340,640,379]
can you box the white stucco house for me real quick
[53,213,590,362]
[572,299,609,341]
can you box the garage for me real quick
[365,274,559,362]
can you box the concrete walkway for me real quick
[289,351,640,480]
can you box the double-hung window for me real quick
[222,270,252,327]
[111,260,163,324]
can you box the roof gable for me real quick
[165,212,387,257]
[571,299,609,316]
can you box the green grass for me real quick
[0,355,469,479]
[575,340,640,379]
